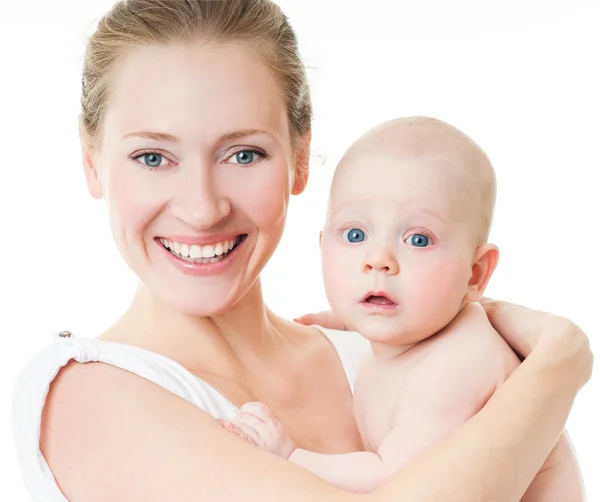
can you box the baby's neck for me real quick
[369,341,418,359]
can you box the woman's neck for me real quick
[102,279,290,374]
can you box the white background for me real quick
[1,0,598,499]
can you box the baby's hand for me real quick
[219,418,257,445]
[222,402,295,459]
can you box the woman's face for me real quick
[83,41,307,316]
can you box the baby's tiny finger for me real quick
[221,420,243,436]
[230,420,261,446]
[240,402,277,423]
[293,314,313,325]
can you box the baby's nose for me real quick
[362,248,399,275]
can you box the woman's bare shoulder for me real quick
[40,360,350,502]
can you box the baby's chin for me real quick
[348,316,429,346]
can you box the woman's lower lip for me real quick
[158,237,244,276]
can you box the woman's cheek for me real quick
[234,166,290,231]
[106,165,164,238]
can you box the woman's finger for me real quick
[482,299,592,387]
[479,298,538,357]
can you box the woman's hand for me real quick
[479,297,593,389]
[297,299,593,390]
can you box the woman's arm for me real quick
[372,311,591,501]
[41,302,591,502]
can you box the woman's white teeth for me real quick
[159,237,239,263]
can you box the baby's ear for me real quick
[465,244,499,302]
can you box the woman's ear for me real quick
[292,133,311,195]
[79,120,102,199]
[465,244,499,302]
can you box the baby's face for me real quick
[321,145,479,345]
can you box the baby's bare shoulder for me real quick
[401,304,520,405]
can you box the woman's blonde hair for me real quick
[81,0,312,149]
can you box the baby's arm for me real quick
[227,371,494,496]
[224,403,389,493]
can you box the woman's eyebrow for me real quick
[122,131,179,142]
[219,128,272,141]
[122,128,271,142]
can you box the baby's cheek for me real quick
[321,242,357,309]
[408,258,470,329]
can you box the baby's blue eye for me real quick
[408,234,430,247]
[235,151,256,164]
[142,153,164,168]
[343,228,366,243]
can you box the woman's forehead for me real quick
[102,42,290,144]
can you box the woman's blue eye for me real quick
[343,228,366,243]
[233,150,258,164]
[138,153,165,168]
[407,233,430,247]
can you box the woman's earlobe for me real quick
[291,134,311,195]
[79,122,102,199]
[82,148,103,199]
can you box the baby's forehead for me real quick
[333,118,491,197]
[333,143,468,193]
[347,121,473,165]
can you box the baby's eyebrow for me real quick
[416,207,447,223]
[330,200,448,224]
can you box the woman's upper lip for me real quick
[157,233,245,245]
[360,291,398,303]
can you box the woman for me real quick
[12,1,592,501]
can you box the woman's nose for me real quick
[170,167,231,229]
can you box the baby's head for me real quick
[320,116,498,346]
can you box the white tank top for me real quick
[12,328,369,502]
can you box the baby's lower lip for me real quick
[360,296,398,311]
[364,295,395,305]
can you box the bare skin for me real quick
[225,119,585,500]
[37,40,593,502]
[41,296,592,502]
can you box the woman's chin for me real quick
[164,291,237,318]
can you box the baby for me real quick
[223,117,583,500]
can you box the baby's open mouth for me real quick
[360,291,398,307]
[364,295,396,306]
